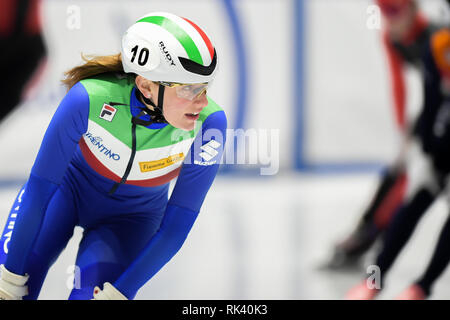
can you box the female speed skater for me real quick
[326,0,445,270]
[346,26,450,300]
[0,11,227,300]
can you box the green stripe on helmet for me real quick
[137,15,204,66]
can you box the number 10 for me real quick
[130,45,149,66]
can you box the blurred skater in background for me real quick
[0,0,47,125]
[346,26,450,300]
[326,0,444,270]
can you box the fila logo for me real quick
[199,140,221,162]
[99,104,117,122]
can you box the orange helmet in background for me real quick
[431,28,450,79]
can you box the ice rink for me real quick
[1,172,450,300]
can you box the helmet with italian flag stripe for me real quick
[121,12,218,84]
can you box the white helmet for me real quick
[121,12,218,84]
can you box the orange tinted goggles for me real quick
[159,82,209,101]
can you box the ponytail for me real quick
[62,53,124,90]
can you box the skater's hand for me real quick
[92,282,128,300]
[0,265,29,300]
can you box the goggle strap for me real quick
[158,84,165,112]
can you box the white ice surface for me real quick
[1,173,449,300]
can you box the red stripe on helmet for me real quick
[182,17,215,61]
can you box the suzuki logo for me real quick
[199,140,221,162]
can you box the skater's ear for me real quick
[135,76,158,100]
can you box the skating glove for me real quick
[0,264,29,300]
[92,282,128,300]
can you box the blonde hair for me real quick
[62,53,125,90]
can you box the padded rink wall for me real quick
[0,0,448,182]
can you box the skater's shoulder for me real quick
[199,96,227,127]
[78,72,135,97]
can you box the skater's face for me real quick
[135,76,209,131]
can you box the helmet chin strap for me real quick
[139,84,168,123]
[109,83,168,195]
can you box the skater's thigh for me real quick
[69,213,162,300]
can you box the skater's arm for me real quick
[4,83,89,275]
[383,33,407,131]
[414,36,444,154]
[113,109,227,299]
[168,109,227,212]
[30,82,90,184]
